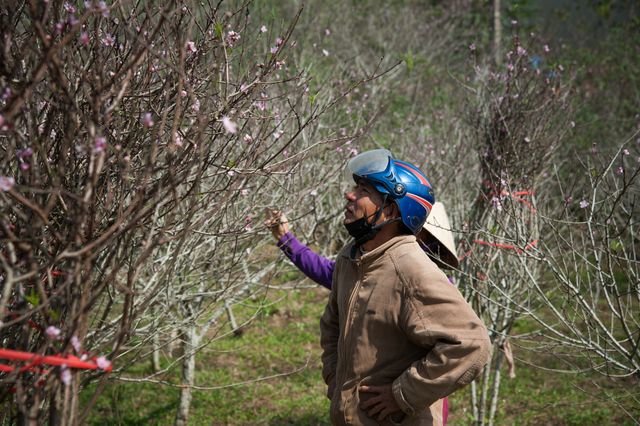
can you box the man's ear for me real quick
[384,202,400,219]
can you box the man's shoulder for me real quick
[388,240,447,283]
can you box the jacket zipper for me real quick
[336,260,363,423]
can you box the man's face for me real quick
[343,179,385,225]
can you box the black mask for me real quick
[344,195,398,247]
[344,215,382,247]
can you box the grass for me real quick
[83,283,639,425]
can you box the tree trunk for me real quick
[493,0,502,65]
[152,330,161,373]
[174,325,200,426]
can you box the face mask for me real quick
[344,195,398,247]
[344,214,381,247]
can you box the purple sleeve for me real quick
[277,232,334,289]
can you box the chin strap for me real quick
[350,195,400,247]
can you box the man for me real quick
[320,149,491,425]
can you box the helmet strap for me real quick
[344,195,399,247]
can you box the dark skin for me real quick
[359,384,401,421]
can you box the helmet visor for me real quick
[347,149,393,176]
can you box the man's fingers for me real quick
[366,402,384,418]
[359,394,382,409]
[359,385,381,393]
[377,407,394,421]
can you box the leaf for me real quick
[215,22,223,40]
[609,240,623,252]
[404,52,414,73]
[25,289,39,307]
[49,309,60,321]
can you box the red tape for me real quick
[473,239,538,254]
[0,348,112,373]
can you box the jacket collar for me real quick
[341,234,416,264]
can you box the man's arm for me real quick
[392,260,492,415]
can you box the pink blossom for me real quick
[622,149,630,156]
[516,46,527,56]
[240,189,249,196]
[101,33,114,47]
[507,63,514,72]
[615,166,624,175]
[543,44,550,53]
[322,49,329,57]
[349,148,358,156]
[243,134,253,143]
[240,83,249,92]
[97,1,109,18]
[469,43,476,51]
[186,41,197,53]
[60,365,72,385]
[524,137,531,143]
[1,87,12,101]
[64,2,76,13]
[20,163,30,171]
[174,134,183,147]
[324,28,331,36]
[275,60,285,69]
[227,170,235,177]
[79,32,89,46]
[273,129,283,140]
[71,335,81,352]
[579,200,589,208]
[96,356,111,370]
[180,90,187,97]
[225,31,241,47]
[254,100,267,111]
[0,176,15,192]
[93,136,107,153]
[141,112,154,128]
[45,325,61,340]
[275,37,283,46]
[336,147,343,153]
[270,46,278,54]
[260,25,267,33]
[191,99,200,112]
[310,189,318,196]
[491,196,503,211]
[17,148,33,159]
[221,116,237,134]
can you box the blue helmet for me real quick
[347,149,435,234]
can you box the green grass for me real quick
[83,286,639,425]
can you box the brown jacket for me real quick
[320,235,491,425]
